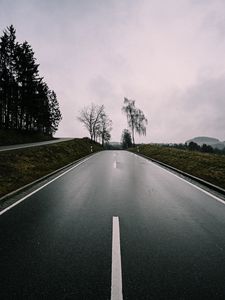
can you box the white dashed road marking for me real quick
[111,216,123,300]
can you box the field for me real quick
[130,144,225,190]
[0,138,102,198]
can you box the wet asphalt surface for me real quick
[1,151,225,299]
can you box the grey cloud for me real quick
[1,0,225,143]
[161,75,225,142]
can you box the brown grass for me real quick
[0,138,102,197]
[130,144,225,189]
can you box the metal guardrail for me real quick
[0,152,95,205]
[135,152,225,197]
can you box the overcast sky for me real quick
[1,0,225,143]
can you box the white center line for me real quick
[111,216,123,300]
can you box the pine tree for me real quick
[0,25,62,136]
[121,129,132,149]
[0,25,17,129]
[48,90,62,134]
[14,41,40,130]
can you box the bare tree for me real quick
[77,103,95,141]
[92,104,105,142]
[122,97,148,146]
[96,111,112,146]
[77,103,111,144]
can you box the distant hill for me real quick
[186,136,225,149]
[212,142,225,150]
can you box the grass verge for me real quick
[0,138,102,197]
[130,144,225,190]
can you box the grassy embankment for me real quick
[0,129,54,146]
[0,138,102,198]
[130,144,225,190]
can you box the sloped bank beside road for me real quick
[130,144,225,190]
[0,138,102,198]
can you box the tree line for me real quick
[0,25,62,135]
[163,141,225,155]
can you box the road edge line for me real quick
[0,151,101,204]
[0,155,93,216]
[135,153,225,205]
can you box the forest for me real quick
[0,25,62,136]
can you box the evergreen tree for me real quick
[121,129,132,149]
[0,25,62,135]
[14,40,40,130]
[48,90,62,134]
[0,25,17,129]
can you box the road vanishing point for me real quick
[1,151,225,299]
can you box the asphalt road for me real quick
[1,151,225,299]
[0,138,73,152]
